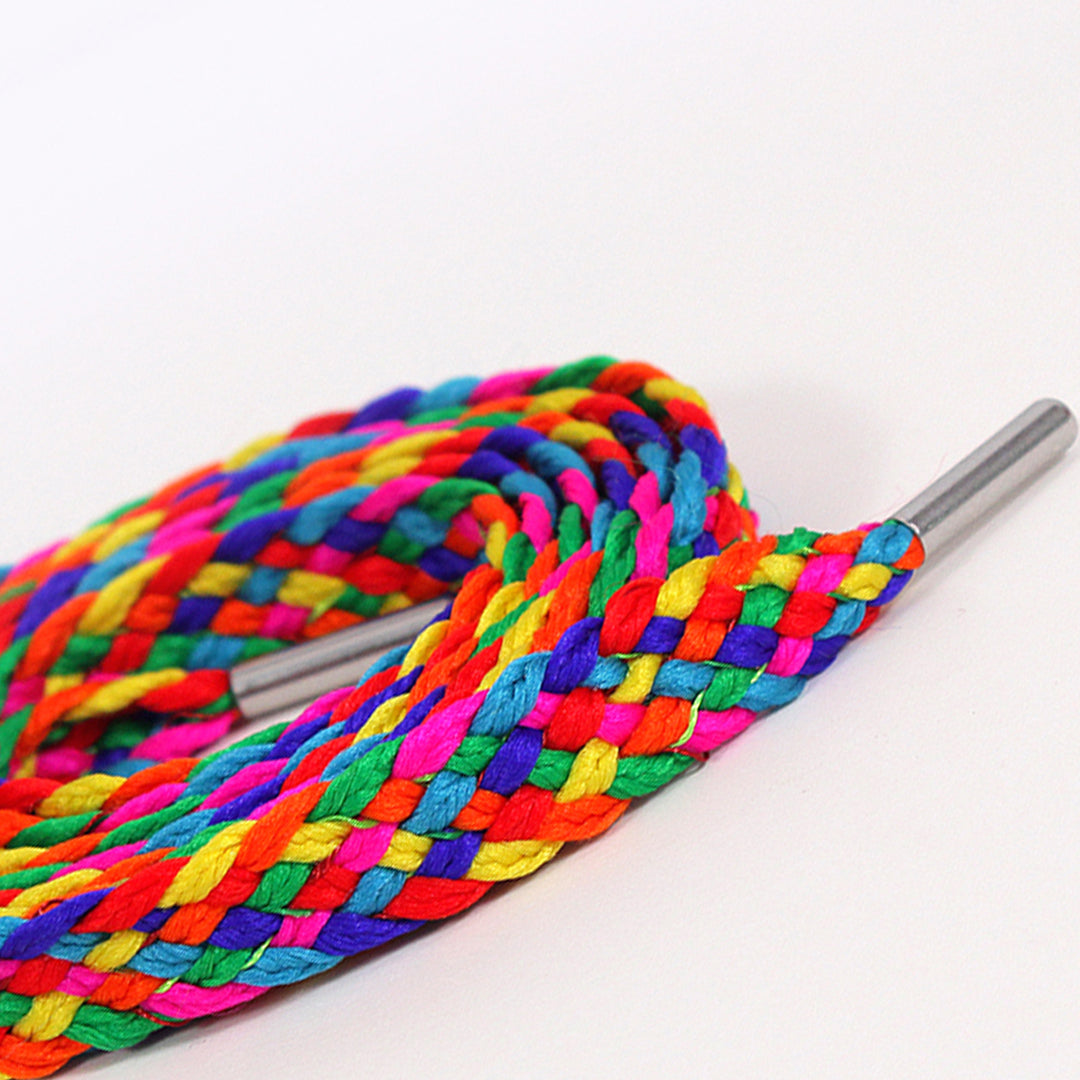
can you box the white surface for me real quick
[1,3,1078,1077]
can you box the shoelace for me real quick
[0,356,1070,1078]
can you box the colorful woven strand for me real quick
[0,358,922,1077]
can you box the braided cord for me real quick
[0,358,922,1076]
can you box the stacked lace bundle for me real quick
[0,358,921,1076]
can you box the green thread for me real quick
[240,936,275,972]
[672,690,704,749]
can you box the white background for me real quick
[1,4,1078,1078]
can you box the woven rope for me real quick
[0,357,922,1076]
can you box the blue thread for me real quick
[404,771,477,833]
[472,654,547,737]
[235,946,342,986]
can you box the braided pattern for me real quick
[0,358,922,1076]
[0,357,749,781]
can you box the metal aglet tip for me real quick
[891,398,1076,557]
[230,600,448,721]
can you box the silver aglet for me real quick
[231,599,448,721]
[892,398,1076,558]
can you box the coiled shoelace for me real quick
[0,357,922,1077]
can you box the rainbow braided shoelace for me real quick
[0,358,922,1077]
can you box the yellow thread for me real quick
[280,821,352,863]
[12,992,83,1042]
[0,848,40,875]
[356,456,423,485]
[361,430,448,466]
[837,563,891,601]
[277,570,347,614]
[727,463,745,506]
[187,562,251,598]
[656,557,714,619]
[37,775,126,818]
[750,553,805,591]
[224,432,285,471]
[78,557,167,635]
[484,519,508,570]
[65,670,187,723]
[378,831,433,873]
[608,654,663,705]
[42,674,84,697]
[94,510,167,562]
[160,822,254,906]
[643,376,709,411]
[379,593,416,615]
[465,839,563,881]
[85,930,147,972]
[53,524,110,565]
[474,582,526,642]
[400,620,450,676]
[14,756,37,780]
[556,738,619,802]
[0,869,103,918]
[496,592,553,669]
[476,593,554,690]
[548,420,611,449]
[524,388,592,416]
[354,694,410,740]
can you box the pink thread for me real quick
[681,706,756,753]
[147,500,235,557]
[451,510,484,547]
[272,910,331,949]
[354,476,438,522]
[538,545,591,597]
[282,688,354,736]
[469,368,554,403]
[133,715,236,761]
[262,604,309,639]
[34,748,92,783]
[633,504,673,580]
[520,691,561,729]
[519,492,553,552]
[628,473,661,520]
[306,544,353,577]
[51,841,146,880]
[766,636,814,676]
[598,703,646,745]
[702,495,720,530]
[202,761,288,810]
[336,821,395,873]
[151,981,266,1020]
[2,678,45,718]
[57,968,108,997]
[393,696,481,779]
[7,541,64,579]
[360,416,458,453]
[557,468,598,521]
[795,552,853,593]
[100,783,190,830]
